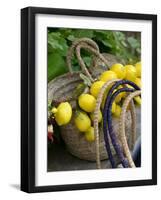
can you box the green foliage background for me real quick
[48,28,141,82]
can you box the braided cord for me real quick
[119,90,141,167]
[106,87,135,168]
[66,38,99,73]
[75,43,110,82]
[93,79,120,169]
[103,80,140,168]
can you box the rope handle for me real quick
[66,38,99,73]
[119,90,141,168]
[122,85,136,150]
[66,38,110,82]
[75,43,111,82]
[93,79,138,169]
[93,79,120,169]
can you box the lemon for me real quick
[78,94,96,112]
[74,111,91,132]
[117,86,126,98]
[90,110,102,123]
[121,92,126,98]
[124,65,137,82]
[115,93,122,103]
[53,102,72,126]
[113,105,121,117]
[85,127,95,142]
[134,78,141,88]
[99,70,117,82]
[112,102,116,114]
[134,96,141,105]
[90,81,105,98]
[111,63,126,79]
[135,62,141,77]
[113,89,122,103]
[51,107,58,114]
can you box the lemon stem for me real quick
[52,107,58,114]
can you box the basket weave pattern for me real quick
[48,38,135,162]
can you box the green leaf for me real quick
[48,100,52,111]
[80,73,92,86]
[115,31,126,41]
[48,32,68,56]
[47,28,141,79]
[83,56,92,67]
[127,37,140,49]
[101,40,113,48]
[48,52,68,82]
[72,83,86,99]
[67,35,75,41]
[72,29,94,38]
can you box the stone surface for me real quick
[47,143,120,172]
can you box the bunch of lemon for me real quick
[50,62,141,142]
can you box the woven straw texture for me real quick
[48,38,135,162]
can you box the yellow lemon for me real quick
[90,110,102,123]
[53,102,72,126]
[117,86,126,98]
[112,102,116,114]
[111,63,126,79]
[135,62,141,77]
[78,94,96,112]
[74,111,91,132]
[99,70,117,82]
[115,93,122,103]
[134,96,141,105]
[112,89,122,103]
[85,127,95,142]
[134,78,141,88]
[121,92,126,98]
[113,105,121,117]
[90,81,105,98]
[124,65,137,82]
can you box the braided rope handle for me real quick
[93,79,120,169]
[66,38,100,73]
[129,100,137,149]
[66,38,110,82]
[75,43,111,82]
[93,80,138,169]
[122,85,136,150]
[119,90,141,168]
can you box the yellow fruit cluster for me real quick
[75,95,102,142]
[50,62,141,142]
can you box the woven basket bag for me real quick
[48,38,136,166]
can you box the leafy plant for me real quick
[48,28,141,82]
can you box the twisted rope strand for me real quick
[94,79,140,169]
[75,43,111,82]
[93,79,120,169]
[66,38,99,73]
[103,80,140,168]
[106,88,135,168]
[119,90,141,168]
[129,100,137,149]
[122,84,136,150]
